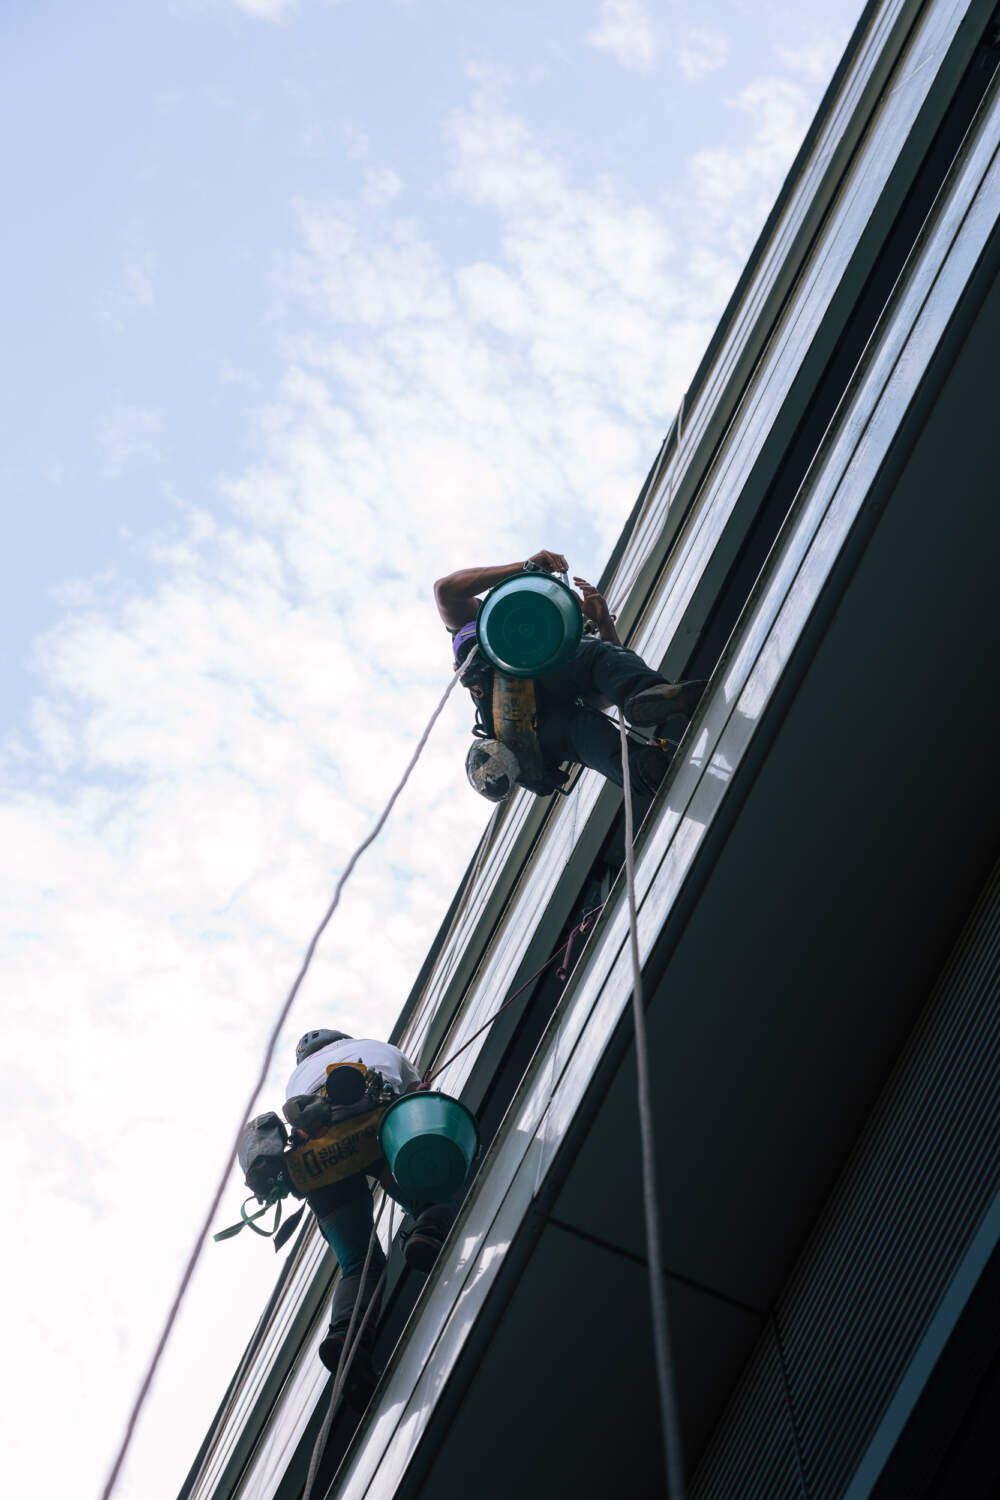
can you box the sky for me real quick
[1,1,864,1495]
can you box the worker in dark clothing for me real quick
[287,1030,457,1395]
[434,550,706,816]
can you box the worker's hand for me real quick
[574,577,614,629]
[526,549,568,574]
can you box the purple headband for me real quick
[452,620,478,663]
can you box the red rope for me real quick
[422,904,605,1086]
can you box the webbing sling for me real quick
[213,1186,285,1242]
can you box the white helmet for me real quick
[466,738,520,801]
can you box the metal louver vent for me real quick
[692,1319,805,1499]
[693,856,1000,1499]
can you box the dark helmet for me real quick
[466,738,520,802]
[295,1028,351,1065]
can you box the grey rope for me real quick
[301,1195,396,1500]
[619,716,686,1498]
[99,668,465,1500]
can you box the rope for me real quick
[618,716,686,1498]
[99,666,466,1500]
[421,905,604,1087]
[298,898,607,1491]
[296,900,607,1489]
[298,897,607,1495]
[575,700,682,755]
[301,1195,395,1500]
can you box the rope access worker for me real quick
[435,549,706,814]
[285,1029,457,1395]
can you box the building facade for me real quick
[182,0,1000,1493]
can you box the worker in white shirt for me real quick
[287,1029,457,1394]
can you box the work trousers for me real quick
[307,1173,456,1333]
[535,640,669,809]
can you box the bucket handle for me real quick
[522,558,572,590]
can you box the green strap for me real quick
[241,1193,283,1237]
[213,1188,285,1243]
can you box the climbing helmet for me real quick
[465,738,520,802]
[295,1028,351,1065]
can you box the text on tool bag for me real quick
[284,1104,388,1194]
[492,675,546,786]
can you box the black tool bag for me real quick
[284,1065,395,1138]
[238,1112,289,1200]
[461,654,497,738]
[283,1092,335,1137]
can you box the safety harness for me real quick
[455,626,567,797]
[284,1103,388,1194]
[216,1063,397,1248]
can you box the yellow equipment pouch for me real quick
[284,1104,388,1195]
[492,675,546,785]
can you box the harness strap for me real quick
[272,1205,306,1252]
[213,1187,286,1243]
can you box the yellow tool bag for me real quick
[492,675,546,786]
[284,1103,388,1194]
[216,1063,396,1245]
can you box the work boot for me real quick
[624,679,707,729]
[400,1203,457,1274]
[318,1321,379,1404]
[319,1267,382,1393]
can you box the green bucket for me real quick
[476,572,583,679]
[379,1092,478,1209]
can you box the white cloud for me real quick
[339,120,370,160]
[97,247,156,334]
[291,210,456,326]
[4,515,491,1495]
[9,125,723,1489]
[676,24,729,82]
[455,262,530,337]
[587,0,659,73]
[5,36,855,1497]
[777,33,846,87]
[686,74,817,260]
[363,165,402,205]
[302,120,326,157]
[445,85,736,443]
[231,0,298,20]
[95,396,163,476]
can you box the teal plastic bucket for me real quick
[379,1092,478,1209]
[477,572,583,679]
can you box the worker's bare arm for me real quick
[434,550,569,629]
[433,563,521,629]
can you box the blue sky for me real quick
[1,0,849,703]
[2,1,863,1494]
